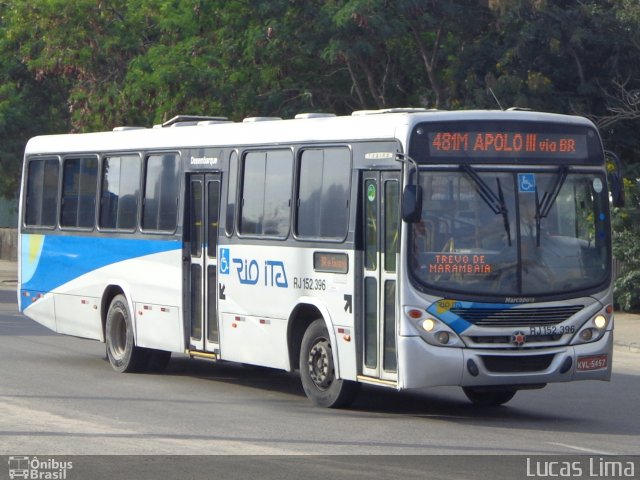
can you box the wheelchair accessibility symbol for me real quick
[219,248,230,274]
[518,173,536,193]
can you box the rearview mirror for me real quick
[605,151,625,208]
[609,172,625,208]
[402,185,422,223]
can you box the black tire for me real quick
[105,294,149,373]
[463,387,517,406]
[299,319,359,408]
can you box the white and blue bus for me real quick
[18,109,622,407]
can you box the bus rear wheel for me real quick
[105,294,149,373]
[299,319,359,408]
[463,387,517,406]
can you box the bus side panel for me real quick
[54,293,102,340]
[135,301,184,352]
[55,249,184,351]
[217,244,356,379]
[219,313,289,369]
[20,234,183,349]
[21,293,57,332]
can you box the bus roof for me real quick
[24,109,597,156]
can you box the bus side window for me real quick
[25,158,59,228]
[225,151,238,236]
[296,147,350,240]
[142,153,179,232]
[239,149,292,237]
[60,156,98,229]
[100,155,141,231]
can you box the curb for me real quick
[614,342,640,354]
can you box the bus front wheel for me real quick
[299,319,359,408]
[105,294,148,373]
[463,387,517,406]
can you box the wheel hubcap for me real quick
[110,312,127,359]
[307,339,333,390]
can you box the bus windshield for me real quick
[409,169,610,298]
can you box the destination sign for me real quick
[428,131,588,158]
[313,251,349,274]
[409,120,602,165]
[426,253,493,275]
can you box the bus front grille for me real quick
[450,305,583,327]
[480,354,555,373]
[467,334,561,345]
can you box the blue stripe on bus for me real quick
[21,234,181,296]
[425,302,471,334]
[437,311,472,334]
[427,300,519,334]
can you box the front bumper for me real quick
[397,330,612,390]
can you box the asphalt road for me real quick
[1,289,639,478]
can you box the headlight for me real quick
[579,328,593,342]
[405,307,463,348]
[594,315,607,329]
[422,318,436,332]
[435,331,451,345]
[571,310,610,345]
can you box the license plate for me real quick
[576,354,608,371]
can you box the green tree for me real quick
[2,0,640,201]
[3,0,148,131]
[0,1,69,196]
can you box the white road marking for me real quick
[548,442,616,455]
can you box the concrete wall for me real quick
[0,229,17,261]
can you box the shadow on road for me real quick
[157,355,640,438]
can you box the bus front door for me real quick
[361,171,400,383]
[187,173,221,353]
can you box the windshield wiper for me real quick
[461,165,511,246]
[534,167,568,246]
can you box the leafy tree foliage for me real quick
[2,0,639,303]
[611,177,640,311]
[1,1,639,194]
[2,1,639,132]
